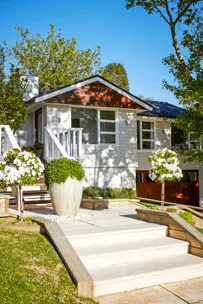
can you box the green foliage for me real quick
[101,62,129,91]
[9,24,102,92]
[0,46,27,130]
[0,149,44,188]
[45,158,85,189]
[83,186,136,199]
[149,148,182,183]
[179,211,194,226]
[0,230,98,304]
[126,1,203,163]
[166,208,176,213]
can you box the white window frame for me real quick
[137,120,156,150]
[70,106,119,145]
[99,109,118,145]
[188,132,198,150]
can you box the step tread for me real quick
[75,237,188,257]
[89,254,203,283]
[65,223,167,238]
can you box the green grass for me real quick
[139,202,160,210]
[0,230,98,304]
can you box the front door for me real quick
[35,108,43,143]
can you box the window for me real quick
[137,121,155,150]
[71,108,117,145]
[136,173,143,183]
[171,125,198,150]
[99,110,116,144]
[146,173,154,183]
[188,132,198,150]
[71,108,97,144]
[182,170,197,182]
[171,125,187,149]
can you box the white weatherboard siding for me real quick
[47,105,71,132]
[81,111,137,189]
[46,106,137,188]
[137,120,171,170]
[15,113,33,147]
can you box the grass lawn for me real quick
[0,230,98,304]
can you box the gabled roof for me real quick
[28,74,152,111]
[138,100,185,118]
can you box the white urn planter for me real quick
[49,177,83,216]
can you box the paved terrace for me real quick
[10,205,203,303]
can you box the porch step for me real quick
[92,253,203,297]
[66,222,203,297]
[74,237,189,268]
[68,223,168,247]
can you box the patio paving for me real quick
[9,205,203,303]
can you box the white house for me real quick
[16,75,203,207]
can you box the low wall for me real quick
[136,208,203,258]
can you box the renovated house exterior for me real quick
[16,75,203,207]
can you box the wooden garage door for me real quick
[136,170,199,207]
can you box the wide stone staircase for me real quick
[64,220,203,297]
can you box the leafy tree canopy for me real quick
[0,46,27,130]
[101,62,129,91]
[7,24,102,92]
[126,1,203,162]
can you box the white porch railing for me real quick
[44,127,83,161]
[0,125,20,159]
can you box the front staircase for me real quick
[61,217,203,297]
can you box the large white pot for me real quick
[49,177,83,216]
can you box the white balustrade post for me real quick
[78,129,82,160]
[72,130,76,159]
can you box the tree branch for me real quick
[164,0,188,72]
[174,1,198,25]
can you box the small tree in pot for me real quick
[45,158,85,216]
[0,148,44,219]
[149,148,183,210]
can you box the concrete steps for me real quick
[67,223,203,297]
[92,254,203,297]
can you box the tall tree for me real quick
[102,62,129,91]
[8,24,102,92]
[0,46,27,130]
[126,1,203,162]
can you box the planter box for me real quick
[0,195,10,213]
[50,177,83,216]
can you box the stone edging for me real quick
[136,208,203,258]
[32,217,94,298]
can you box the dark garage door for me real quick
[136,170,199,207]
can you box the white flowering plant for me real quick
[149,148,183,183]
[0,148,44,188]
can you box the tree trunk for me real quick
[161,182,165,211]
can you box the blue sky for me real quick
[0,0,178,105]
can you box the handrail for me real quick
[0,125,20,159]
[44,127,69,161]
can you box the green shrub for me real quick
[45,158,85,189]
[166,208,176,213]
[83,187,102,198]
[83,186,136,199]
[179,211,194,226]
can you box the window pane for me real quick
[100,110,115,120]
[146,173,154,183]
[142,131,154,140]
[71,108,98,144]
[142,121,154,130]
[137,121,140,149]
[171,125,187,148]
[136,173,143,183]
[100,134,116,144]
[100,122,115,132]
[142,141,155,149]
[183,171,197,182]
